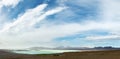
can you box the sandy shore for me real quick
[0,50,120,59]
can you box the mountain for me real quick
[28,46,120,50]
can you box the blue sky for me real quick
[0,0,120,49]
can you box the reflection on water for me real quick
[12,50,80,54]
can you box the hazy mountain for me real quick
[28,46,120,50]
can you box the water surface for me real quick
[13,50,80,54]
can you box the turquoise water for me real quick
[13,50,80,54]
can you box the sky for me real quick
[0,0,120,49]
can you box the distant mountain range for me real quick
[28,46,120,50]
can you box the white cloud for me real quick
[0,3,68,49]
[0,0,120,49]
[0,4,67,33]
[0,4,48,32]
[0,0,21,10]
[0,0,22,27]
[87,0,120,41]
[100,0,120,21]
[0,0,21,7]
[0,20,120,49]
[0,23,82,49]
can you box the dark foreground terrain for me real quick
[0,50,120,59]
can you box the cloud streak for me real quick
[0,4,48,32]
[0,3,68,49]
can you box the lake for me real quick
[12,50,80,54]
